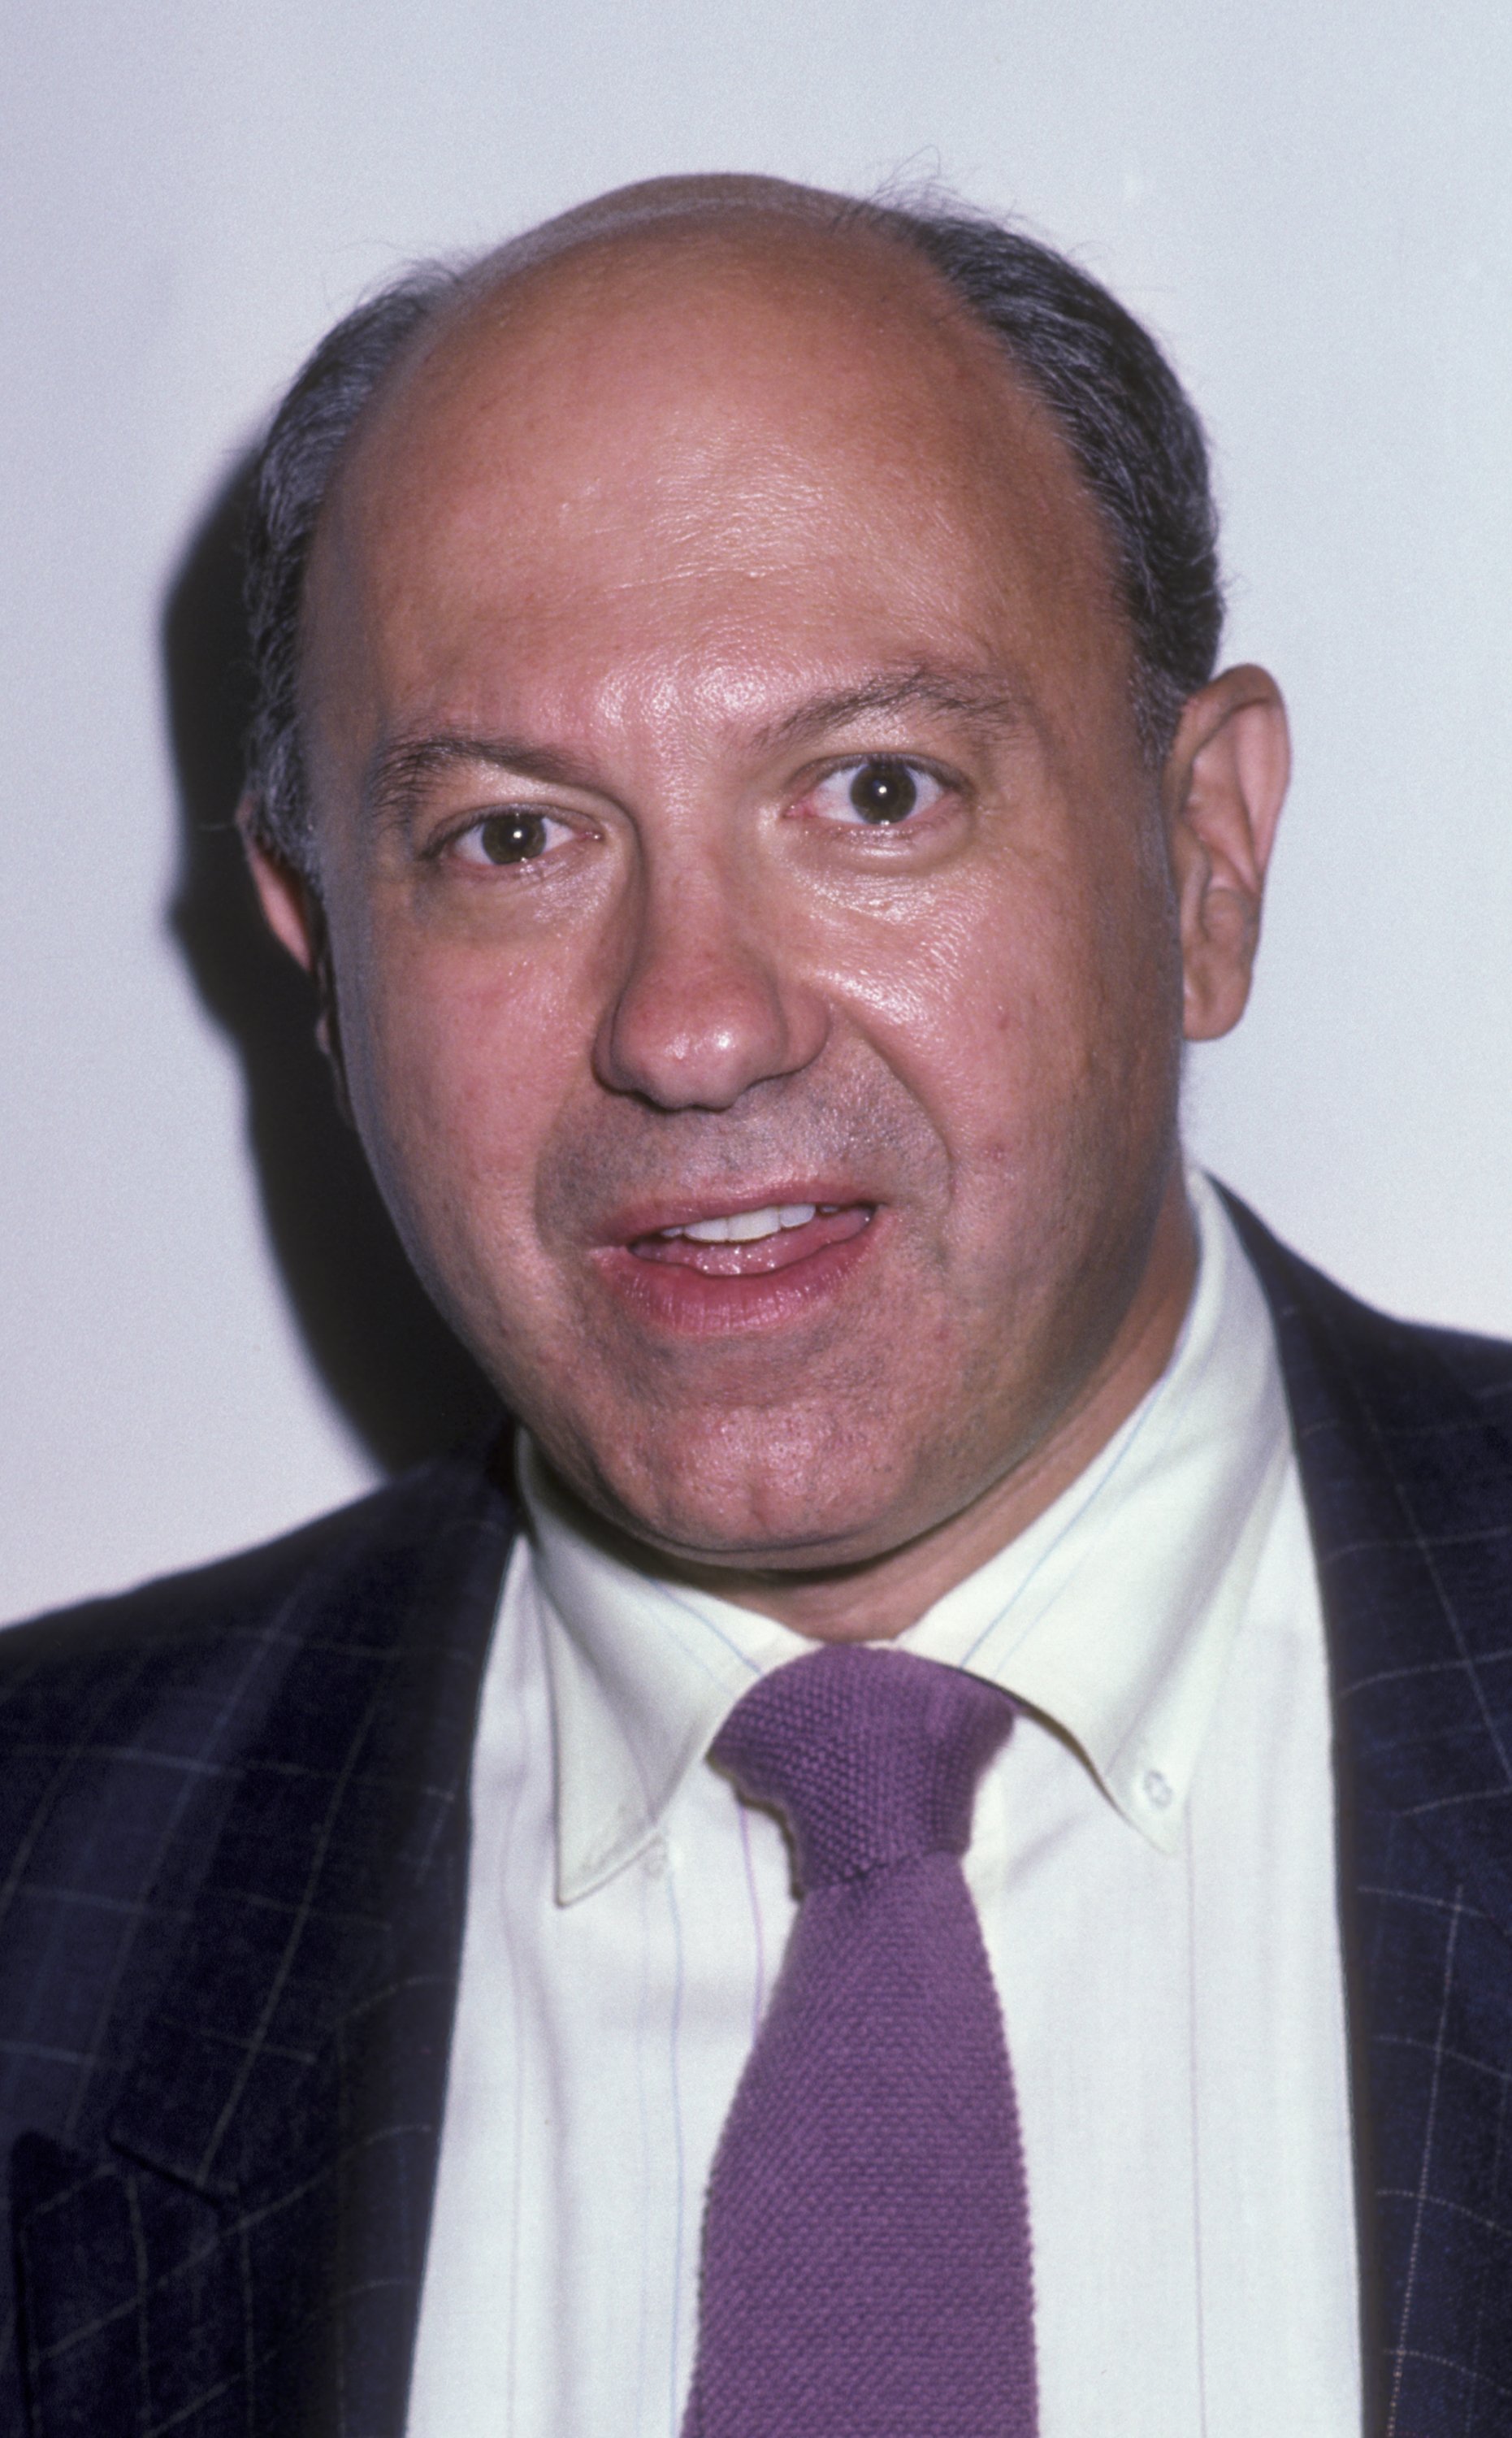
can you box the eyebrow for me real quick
[749,666,1032,753]
[365,735,598,826]
[363,663,1031,824]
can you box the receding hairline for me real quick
[243,176,1224,871]
[312,185,1129,743]
[340,176,999,454]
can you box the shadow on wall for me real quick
[163,459,501,1473]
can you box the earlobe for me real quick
[1165,665,1291,1043]
[236,796,354,1118]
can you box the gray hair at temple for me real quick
[240,177,1225,879]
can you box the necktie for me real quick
[682,1643,1038,2438]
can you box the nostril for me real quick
[593,932,825,1111]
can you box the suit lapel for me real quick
[1232,1195,1512,2436]
[14,1445,515,2438]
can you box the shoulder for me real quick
[1219,1185,1512,1627]
[0,1444,518,2224]
[0,1442,518,2041]
[1219,1182,1512,1415]
[0,1438,520,1755]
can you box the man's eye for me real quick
[450,809,571,866]
[806,758,946,826]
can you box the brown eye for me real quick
[848,760,919,823]
[477,811,550,864]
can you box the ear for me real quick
[237,792,323,970]
[1163,665,1291,1043]
[236,796,353,1115]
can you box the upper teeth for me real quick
[663,1203,820,1244]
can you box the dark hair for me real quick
[242,265,462,876]
[241,192,1223,874]
[889,206,1223,752]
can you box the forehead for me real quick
[305,216,1124,744]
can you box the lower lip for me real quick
[593,1205,877,1334]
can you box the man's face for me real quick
[292,219,1191,1577]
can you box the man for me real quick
[2,173,1510,2438]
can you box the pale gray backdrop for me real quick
[4,0,1510,1618]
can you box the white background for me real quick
[3,0,1510,1619]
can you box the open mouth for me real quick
[627,1200,875,1278]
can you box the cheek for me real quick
[332,917,582,1248]
[838,876,1104,1130]
[846,845,1179,1216]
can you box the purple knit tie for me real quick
[683,1644,1038,2438]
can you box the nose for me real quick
[592,854,828,1111]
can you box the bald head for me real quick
[454,169,879,280]
[300,192,1124,900]
[336,175,1007,518]
[321,175,1065,589]
[242,176,1224,878]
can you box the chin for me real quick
[571,1403,925,1574]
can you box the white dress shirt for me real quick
[405,1171,1363,2436]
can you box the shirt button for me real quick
[1142,1768,1173,1811]
[643,1837,669,1879]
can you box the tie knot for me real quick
[710,1645,1013,1893]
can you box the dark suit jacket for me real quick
[2,1199,1510,2436]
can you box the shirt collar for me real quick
[522,1447,813,1901]
[895,1172,1290,1848]
[522,1169,1290,1901]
